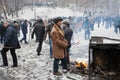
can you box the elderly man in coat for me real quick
[51,17,68,75]
[1,21,20,67]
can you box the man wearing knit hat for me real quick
[51,17,68,75]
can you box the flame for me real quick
[75,61,87,68]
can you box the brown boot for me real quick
[53,72,62,76]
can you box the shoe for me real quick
[20,39,22,42]
[53,72,62,76]
[25,42,28,44]
[0,65,8,67]
[11,65,17,67]
[20,40,22,43]
[37,53,41,56]
[62,69,67,73]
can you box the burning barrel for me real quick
[90,44,120,72]
[89,36,120,79]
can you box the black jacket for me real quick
[64,26,73,48]
[4,24,20,49]
[0,23,5,35]
[21,22,28,34]
[32,23,45,41]
[46,23,53,38]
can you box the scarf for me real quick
[54,24,64,37]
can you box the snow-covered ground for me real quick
[0,23,120,80]
[0,6,120,80]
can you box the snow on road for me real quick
[0,40,86,80]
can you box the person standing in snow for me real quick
[95,16,101,28]
[20,20,28,44]
[83,17,91,40]
[31,20,39,42]
[63,21,73,66]
[51,17,68,75]
[32,19,45,56]
[1,21,20,67]
[46,19,54,58]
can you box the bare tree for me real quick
[0,0,8,19]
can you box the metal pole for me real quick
[88,39,91,80]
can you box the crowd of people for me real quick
[69,15,120,40]
[0,17,73,76]
[0,15,120,76]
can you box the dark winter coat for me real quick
[32,23,45,41]
[46,23,53,38]
[64,26,73,48]
[21,22,28,34]
[4,24,20,49]
[0,23,5,35]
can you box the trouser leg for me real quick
[53,59,60,72]
[61,58,67,69]
[10,48,18,66]
[37,40,43,54]
[49,38,52,57]
[1,48,9,66]
[23,33,27,43]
